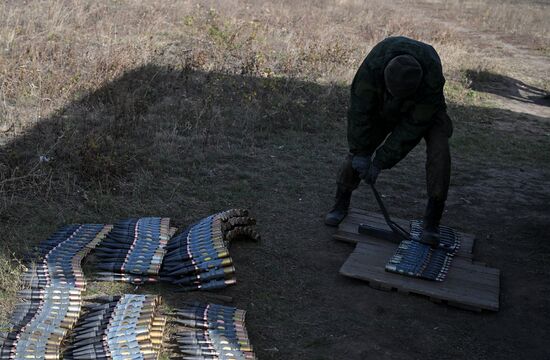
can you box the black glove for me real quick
[365,163,381,184]
[351,155,372,179]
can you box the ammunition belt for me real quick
[94,217,172,283]
[63,294,166,360]
[385,220,460,281]
[160,209,261,292]
[168,302,256,360]
[0,224,111,360]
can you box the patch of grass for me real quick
[432,0,550,50]
[0,253,25,325]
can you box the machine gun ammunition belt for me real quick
[168,302,256,360]
[160,209,260,292]
[385,221,460,281]
[64,294,166,360]
[1,224,111,360]
[94,217,171,283]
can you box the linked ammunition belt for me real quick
[94,217,172,284]
[168,302,256,360]
[385,220,460,281]
[0,224,111,360]
[63,294,166,360]
[160,209,261,292]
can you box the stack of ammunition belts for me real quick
[94,217,172,284]
[160,209,261,292]
[0,224,111,360]
[63,294,166,360]
[169,302,256,360]
[385,221,460,281]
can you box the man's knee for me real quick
[426,111,452,166]
[425,112,452,202]
[336,153,361,192]
[432,110,453,138]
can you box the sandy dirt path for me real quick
[402,0,550,119]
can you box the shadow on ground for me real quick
[466,69,550,107]
[1,65,550,359]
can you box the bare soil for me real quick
[196,3,550,359]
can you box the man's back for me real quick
[348,36,447,167]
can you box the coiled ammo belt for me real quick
[93,209,260,291]
[160,209,261,291]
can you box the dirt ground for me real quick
[0,1,549,359]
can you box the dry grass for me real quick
[419,0,550,51]
[0,0,498,138]
[0,0,549,357]
[0,0,475,208]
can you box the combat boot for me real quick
[324,187,352,227]
[420,198,445,248]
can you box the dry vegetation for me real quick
[0,0,547,136]
[422,0,550,51]
[0,0,549,358]
[1,0,547,136]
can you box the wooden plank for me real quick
[335,208,476,259]
[340,242,500,312]
[345,242,499,294]
[341,246,499,310]
[349,208,410,228]
[347,209,477,254]
[350,208,478,246]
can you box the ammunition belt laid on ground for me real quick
[160,209,261,292]
[63,294,166,360]
[94,217,172,284]
[385,220,460,281]
[168,302,256,360]
[0,224,111,360]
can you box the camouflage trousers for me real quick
[336,110,453,202]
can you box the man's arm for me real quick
[373,99,440,170]
[347,69,388,156]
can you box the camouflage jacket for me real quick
[347,36,447,169]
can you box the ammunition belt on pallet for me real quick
[168,302,256,360]
[160,209,261,292]
[63,294,166,360]
[0,224,111,360]
[385,220,460,281]
[94,217,172,284]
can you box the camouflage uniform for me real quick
[338,36,452,202]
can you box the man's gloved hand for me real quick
[351,155,372,179]
[364,163,381,184]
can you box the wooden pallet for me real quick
[335,208,476,260]
[335,209,500,312]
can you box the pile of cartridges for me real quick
[160,209,261,291]
[385,220,460,281]
[0,224,111,360]
[169,302,256,360]
[94,217,173,284]
[64,294,166,360]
